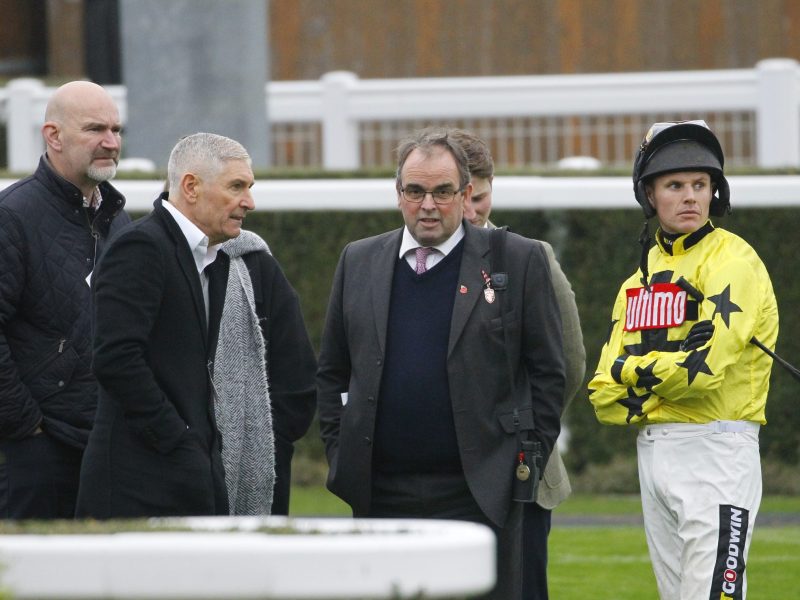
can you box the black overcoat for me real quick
[76,197,228,518]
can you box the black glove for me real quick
[680,320,715,352]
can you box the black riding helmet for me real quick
[632,120,731,289]
[632,120,731,218]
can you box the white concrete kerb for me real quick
[0,516,496,599]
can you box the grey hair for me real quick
[167,132,251,192]
[395,127,471,192]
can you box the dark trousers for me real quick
[270,437,294,515]
[370,470,523,600]
[0,433,82,519]
[522,501,553,600]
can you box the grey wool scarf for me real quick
[215,230,275,515]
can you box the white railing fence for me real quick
[1,58,799,173]
[3,175,800,213]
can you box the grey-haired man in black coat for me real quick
[78,132,315,518]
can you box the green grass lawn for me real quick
[289,485,351,516]
[290,486,800,598]
[547,525,800,599]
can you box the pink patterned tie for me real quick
[415,246,433,274]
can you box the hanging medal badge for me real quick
[481,270,495,304]
[516,451,531,481]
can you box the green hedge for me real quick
[133,206,800,474]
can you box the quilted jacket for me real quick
[0,156,130,448]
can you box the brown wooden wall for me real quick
[0,0,83,78]
[2,1,800,81]
[270,0,800,80]
[0,0,46,76]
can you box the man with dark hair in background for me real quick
[450,128,586,600]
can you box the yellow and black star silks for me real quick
[589,221,778,426]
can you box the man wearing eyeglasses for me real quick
[317,127,566,599]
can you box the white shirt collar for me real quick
[162,199,220,274]
[398,223,465,260]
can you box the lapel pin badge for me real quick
[459,285,468,294]
[480,270,495,304]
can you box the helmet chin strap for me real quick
[638,220,652,291]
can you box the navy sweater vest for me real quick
[373,240,465,474]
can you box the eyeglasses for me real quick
[400,187,463,204]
